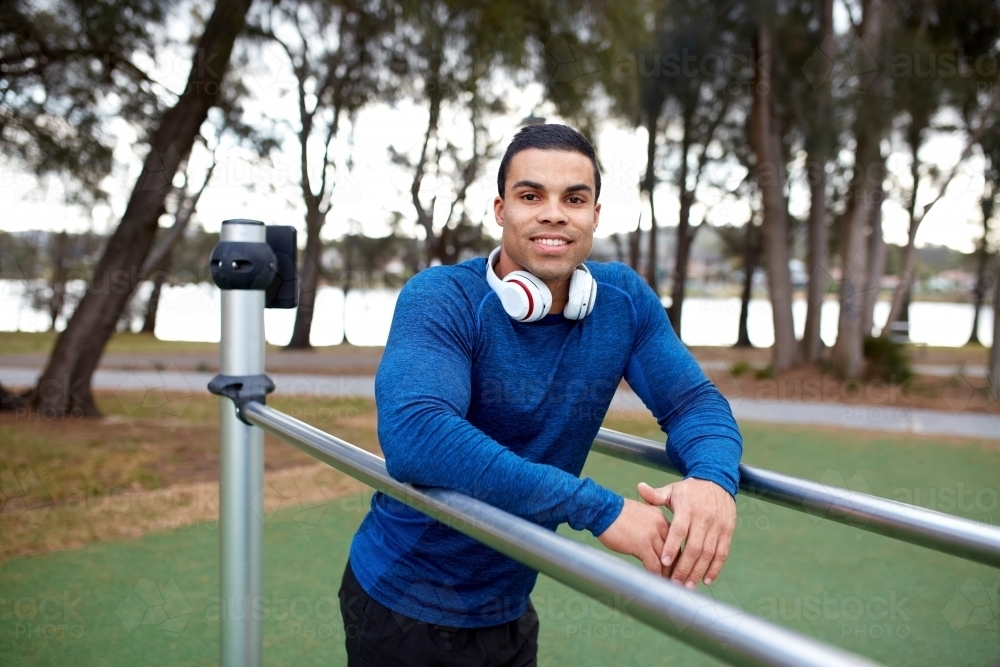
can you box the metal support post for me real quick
[214,219,268,667]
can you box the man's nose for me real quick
[537,198,568,224]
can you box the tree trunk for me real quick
[47,230,69,331]
[668,193,694,334]
[802,0,833,363]
[288,209,324,349]
[968,199,992,345]
[989,257,999,398]
[667,111,694,333]
[832,0,884,378]
[611,233,625,263]
[862,186,886,338]
[881,123,925,340]
[0,381,19,412]
[29,0,253,417]
[735,218,760,348]
[751,24,799,374]
[628,224,642,272]
[642,113,659,290]
[141,267,168,334]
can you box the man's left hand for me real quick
[637,478,736,589]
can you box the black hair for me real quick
[497,123,601,200]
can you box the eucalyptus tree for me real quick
[596,0,749,335]
[829,0,892,378]
[1,0,176,205]
[27,0,255,417]
[252,0,397,349]
[750,18,800,374]
[879,0,1000,342]
[388,0,535,269]
[969,124,1000,346]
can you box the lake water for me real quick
[0,280,993,348]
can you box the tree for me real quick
[880,0,1000,341]
[831,0,889,378]
[788,0,835,363]
[27,0,254,417]
[750,21,800,375]
[1,0,174,205]
[253,0,395,350]
[389,0,530,270]
[968,135,998,346]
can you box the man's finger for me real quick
[687,533,717,588]
[640,545,663,575]
[704,532,732,585]
[660,514,690,568]
[670,524,705,588]
[638,482,673,508]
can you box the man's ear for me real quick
[593,202,601,232]
[493,195,505,227]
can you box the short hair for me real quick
[497,124,601,200]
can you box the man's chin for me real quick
[523,258,578,281]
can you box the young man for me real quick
[339,124,742,666]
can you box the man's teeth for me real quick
[534,238,568,246]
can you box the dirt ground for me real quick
[0,393,380,561]
[700,362,998,415]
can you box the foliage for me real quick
[0,0,177,204]
[863,335,913,383]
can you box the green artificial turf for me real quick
[1,420,998,666]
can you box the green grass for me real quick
[1,418,998,666]
[0,331,385,357]
[0,331,221,356]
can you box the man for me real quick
[339,124,742,666]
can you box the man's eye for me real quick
[523,193,538,201]
[567,196,583,204]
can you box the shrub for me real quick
[730,361,749,377]
[863,336,912,382]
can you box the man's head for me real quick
[493,124,602,283]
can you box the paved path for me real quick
[4,366,997,440]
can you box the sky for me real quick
[0,4,995,255]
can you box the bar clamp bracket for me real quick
[208,373,276,425]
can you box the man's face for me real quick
[493,148,601,281]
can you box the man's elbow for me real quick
[383,451,417,483]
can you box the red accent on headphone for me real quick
[507,279,534,320]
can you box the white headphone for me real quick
[485,246,597,322]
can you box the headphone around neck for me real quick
[485,246,597,322]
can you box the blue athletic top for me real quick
[348,257,742,627]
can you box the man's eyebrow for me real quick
[564,184,593,195]
[511,179,546,191]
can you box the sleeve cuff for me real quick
[588,492,625,537]
[685,468,740,498]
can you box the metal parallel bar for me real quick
[592,428,1000,569]
[243,401,882,667]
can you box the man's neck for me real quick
[495,249,571,315]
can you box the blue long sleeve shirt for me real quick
[348,258,742,628]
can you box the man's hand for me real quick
[638,478,736,589]
[597,498,670,576]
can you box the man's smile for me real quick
[530,235,572,253]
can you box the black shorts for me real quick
[338,559,539,667]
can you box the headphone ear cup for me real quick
[503,270,551,322]
[584,275,597,317]
[564,268,596,320]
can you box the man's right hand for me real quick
[597,497,670,576]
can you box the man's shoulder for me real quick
[586,261,648,296]
[400,258,491,308]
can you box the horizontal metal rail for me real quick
[243,401,881,667]
[592,428,1000,569]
